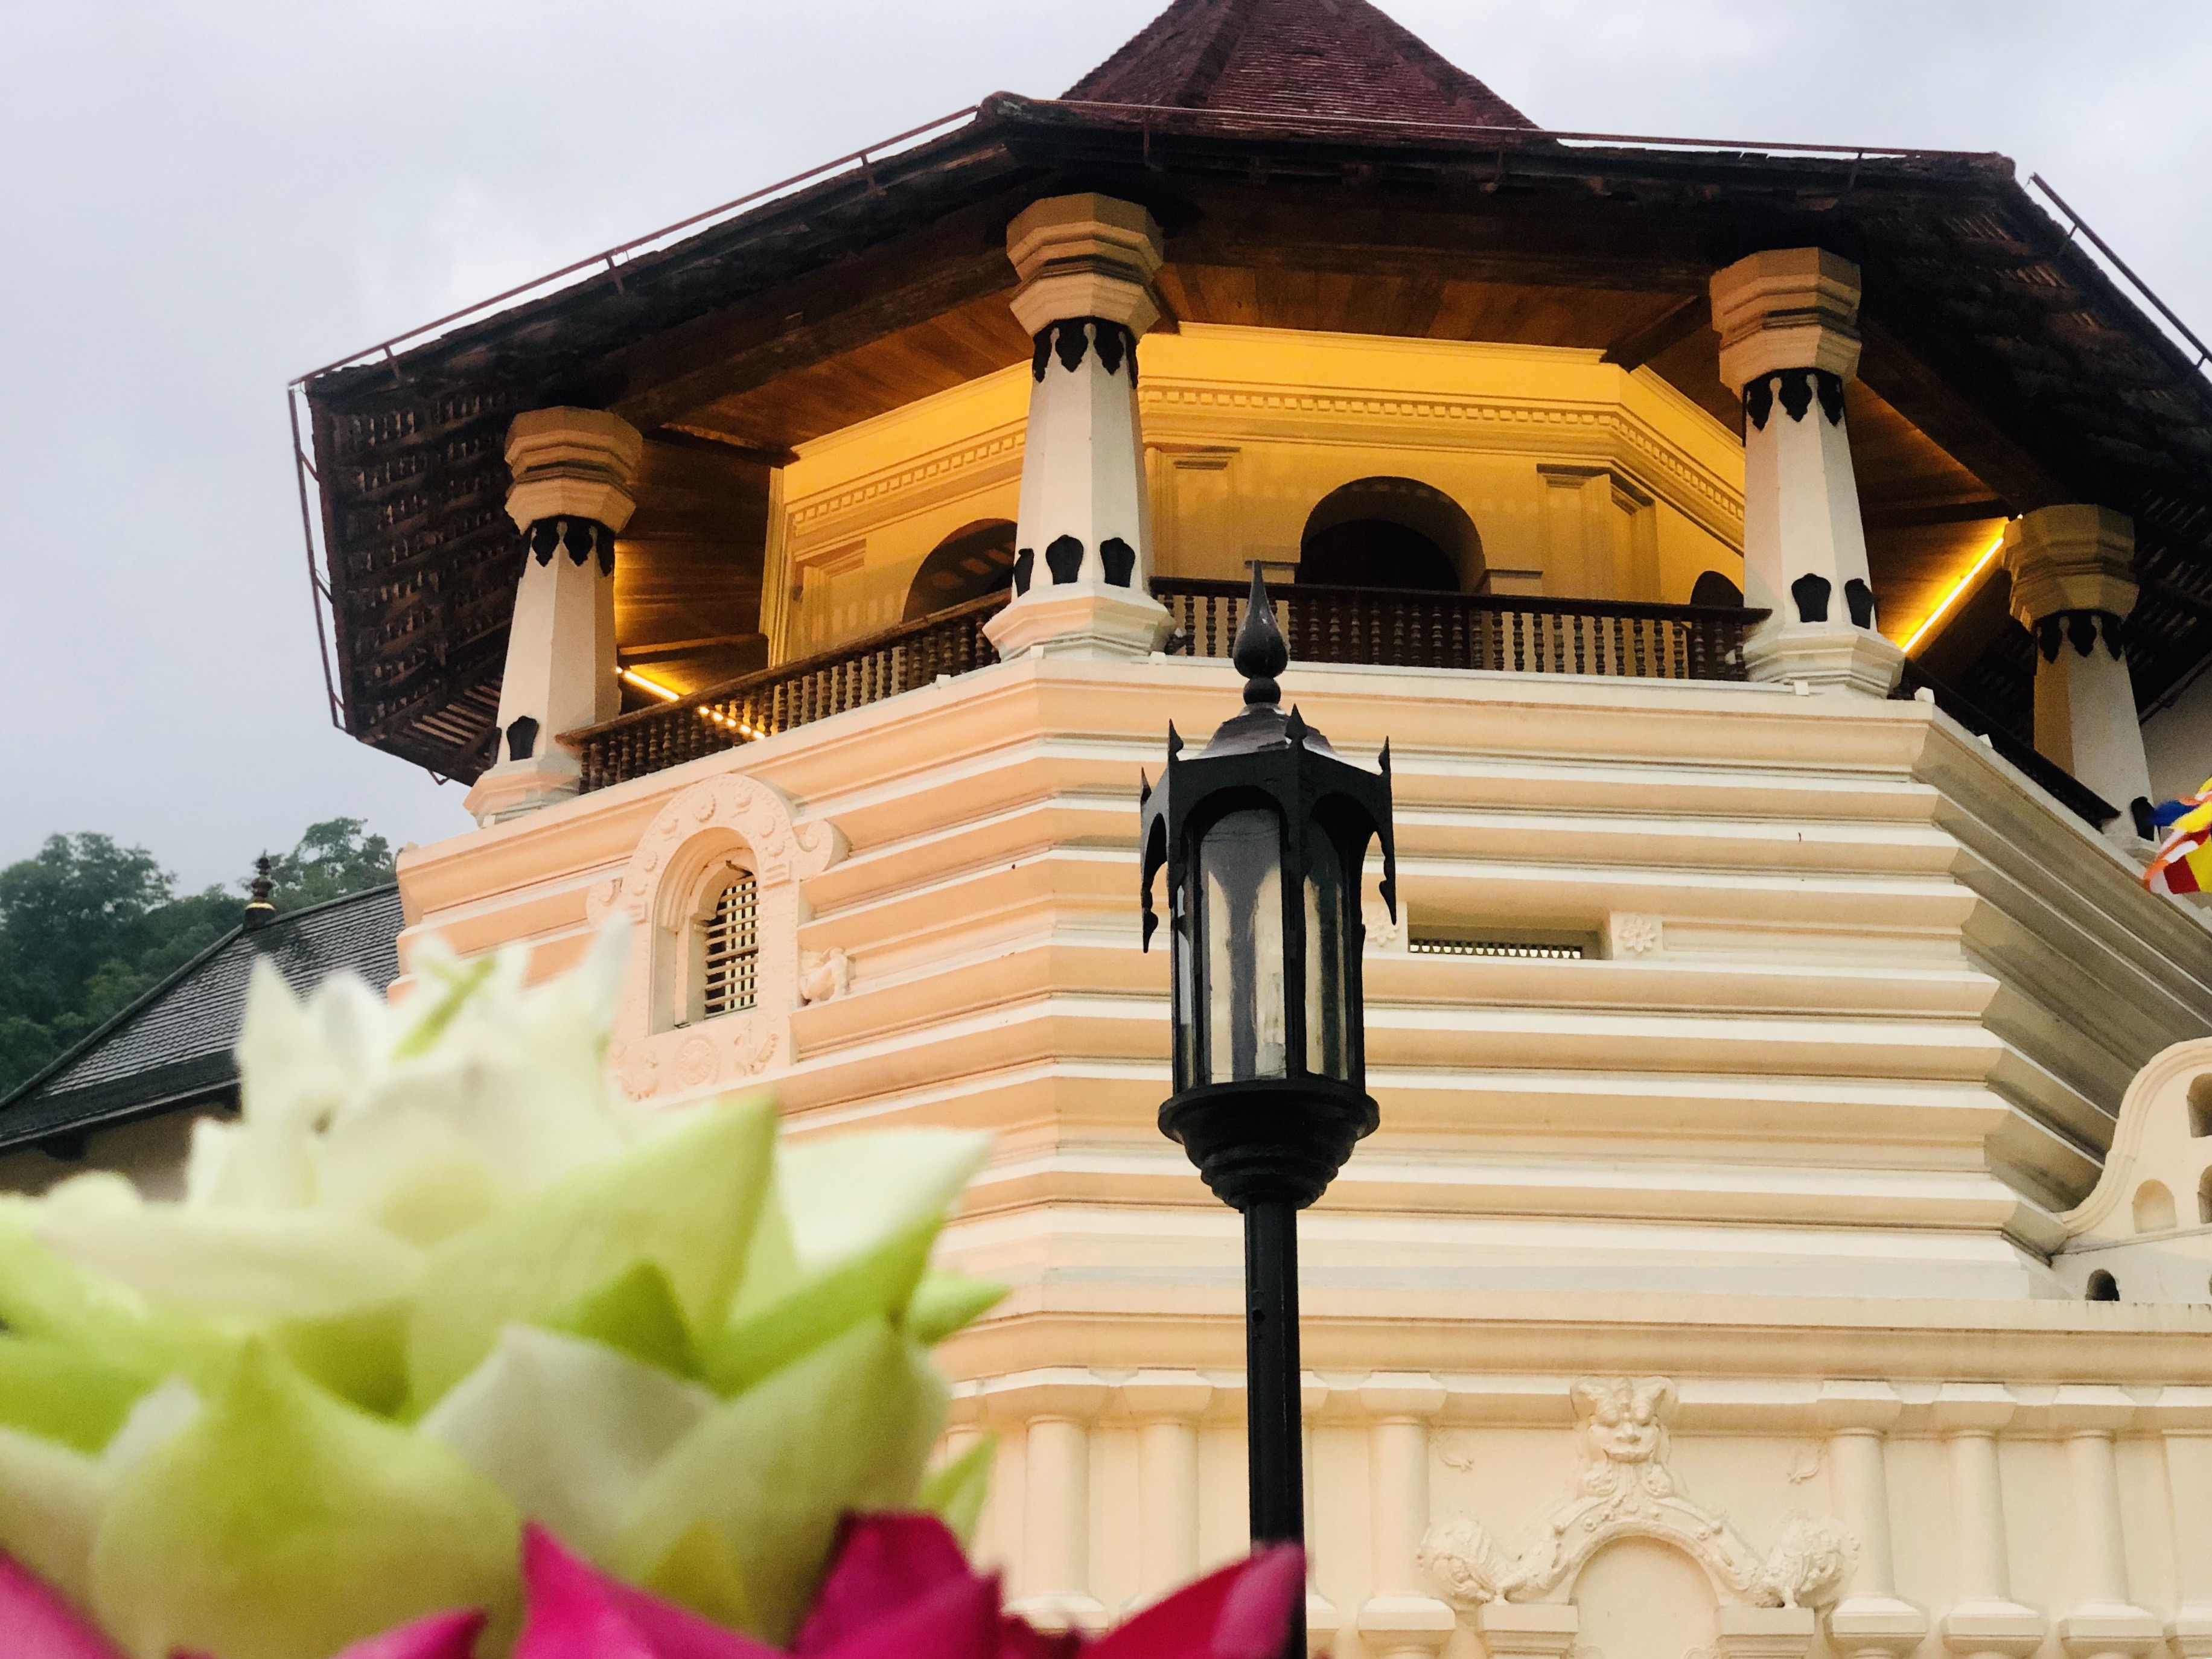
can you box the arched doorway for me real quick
[1297,477,1480,593]
[903,520,1017,620]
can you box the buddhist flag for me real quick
[2144,779,2212,895]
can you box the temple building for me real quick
[277,0,2212,1652]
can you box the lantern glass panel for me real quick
[1171,875,1196,1086]
[1200,806,1287,1082]
[1302,830,1352,1080]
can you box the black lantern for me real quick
[1138,568,1395,1637]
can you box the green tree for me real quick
[263,818,397,912]
[0,821,397,1095]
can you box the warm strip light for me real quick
[618,667,681,702]
[620,664,767,740]
[1903,529,2009,655]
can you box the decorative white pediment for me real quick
[589,772,846,1103]
[1420,1377,1852,1614]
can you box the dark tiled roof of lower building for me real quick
[1062,0,1536,130]
[0,885,405,1152]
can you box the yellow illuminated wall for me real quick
[770,325,1747,663]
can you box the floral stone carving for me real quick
[1420,1377,1852,1612]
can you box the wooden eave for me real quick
[306,94,2212,779]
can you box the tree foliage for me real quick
[0,819,396,1095]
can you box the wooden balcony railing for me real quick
[1153,578,1761,680]
[569,581,1764,792]
[574,593,1001,793]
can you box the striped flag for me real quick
[2145,780,2212,895]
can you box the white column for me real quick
[1356,1377,1455,1659]
[1817,1383,1928,1659]
[2001,505,2152,826]
[1002,1375,1112,1633]
[2052,1388,2161,1659]
[1122,1371,1211,1611]
[2161,1413,2212,1655]
[1302,1375,1338,1658]
[1709,249,1902,697]
[463,406,642,826]
[1930,1385,2044,1659]
[983,193,1174,662]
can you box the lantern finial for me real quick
[1232,565,1287,708]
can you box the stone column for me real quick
[1930,1384,2044,1659]
[1816,1383,1928,1659]
[982,193,1175,662]
[2052,1387,2161,1659]
[1356,1376,1456,1659]
[464,407,642,826]
[2159,1403,2212,1655]
[2000,505,2152,823]
[1123,1371,1211,1611]
[1002,1375,1112,1633]
[1709,249,1903,697]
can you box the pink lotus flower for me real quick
[0,1552,485,1659]
[0,1517,1300,1659]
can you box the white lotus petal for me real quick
[0,1424,102,1604]
[419,1324,713,1562]
[37,1173,423,1320]
[778,1130,990,1272]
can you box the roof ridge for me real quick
[0,922,246,1116]
[0,883,406,1118]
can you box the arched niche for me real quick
[1297,477,1480,593]
[904,519,1017,620]
[1572,1538,1718,1659]
[2135,1179,2178,1234]
[587,771,846,1103]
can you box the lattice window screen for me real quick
[1409,938,1584,960]
[701,872,760,1017]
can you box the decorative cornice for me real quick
[787,424,1025,543]
[1137,382,1744,546]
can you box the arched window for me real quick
[904,520,1017,620]
[698,870,759,1021]
[2190,1074,2212,1138]
[1297,477,1480,593]
[2086,1270,2120,1302]
[2134,1179,2178,1234]
[1691,570,1744,608]
[2199,1167,2212,1225]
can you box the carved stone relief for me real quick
[1420,1377,1852,1614]
[589,771,846,1103]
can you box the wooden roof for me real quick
[302,13,2212,779]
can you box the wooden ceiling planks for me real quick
[613,436,773,695]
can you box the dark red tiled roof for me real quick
[1063,0,1536,130]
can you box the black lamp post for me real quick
[1139,568,1395,1654]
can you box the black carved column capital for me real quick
[1743,368,1847,432]
[523,516,617,577]
[1029,317,1140,386]
[2035,609,2127,662]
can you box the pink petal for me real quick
[1087,1546,1303,1659]
[0,1555,124,1659]
[328,1610,488,1659]
[807,1570,999,1659]
[794,1514,977,1657]
[516,1526,777,1659]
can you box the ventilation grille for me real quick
[1410,937,1585,960]
[702,873,760,1017]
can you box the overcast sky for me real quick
[3,1,2207,888]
